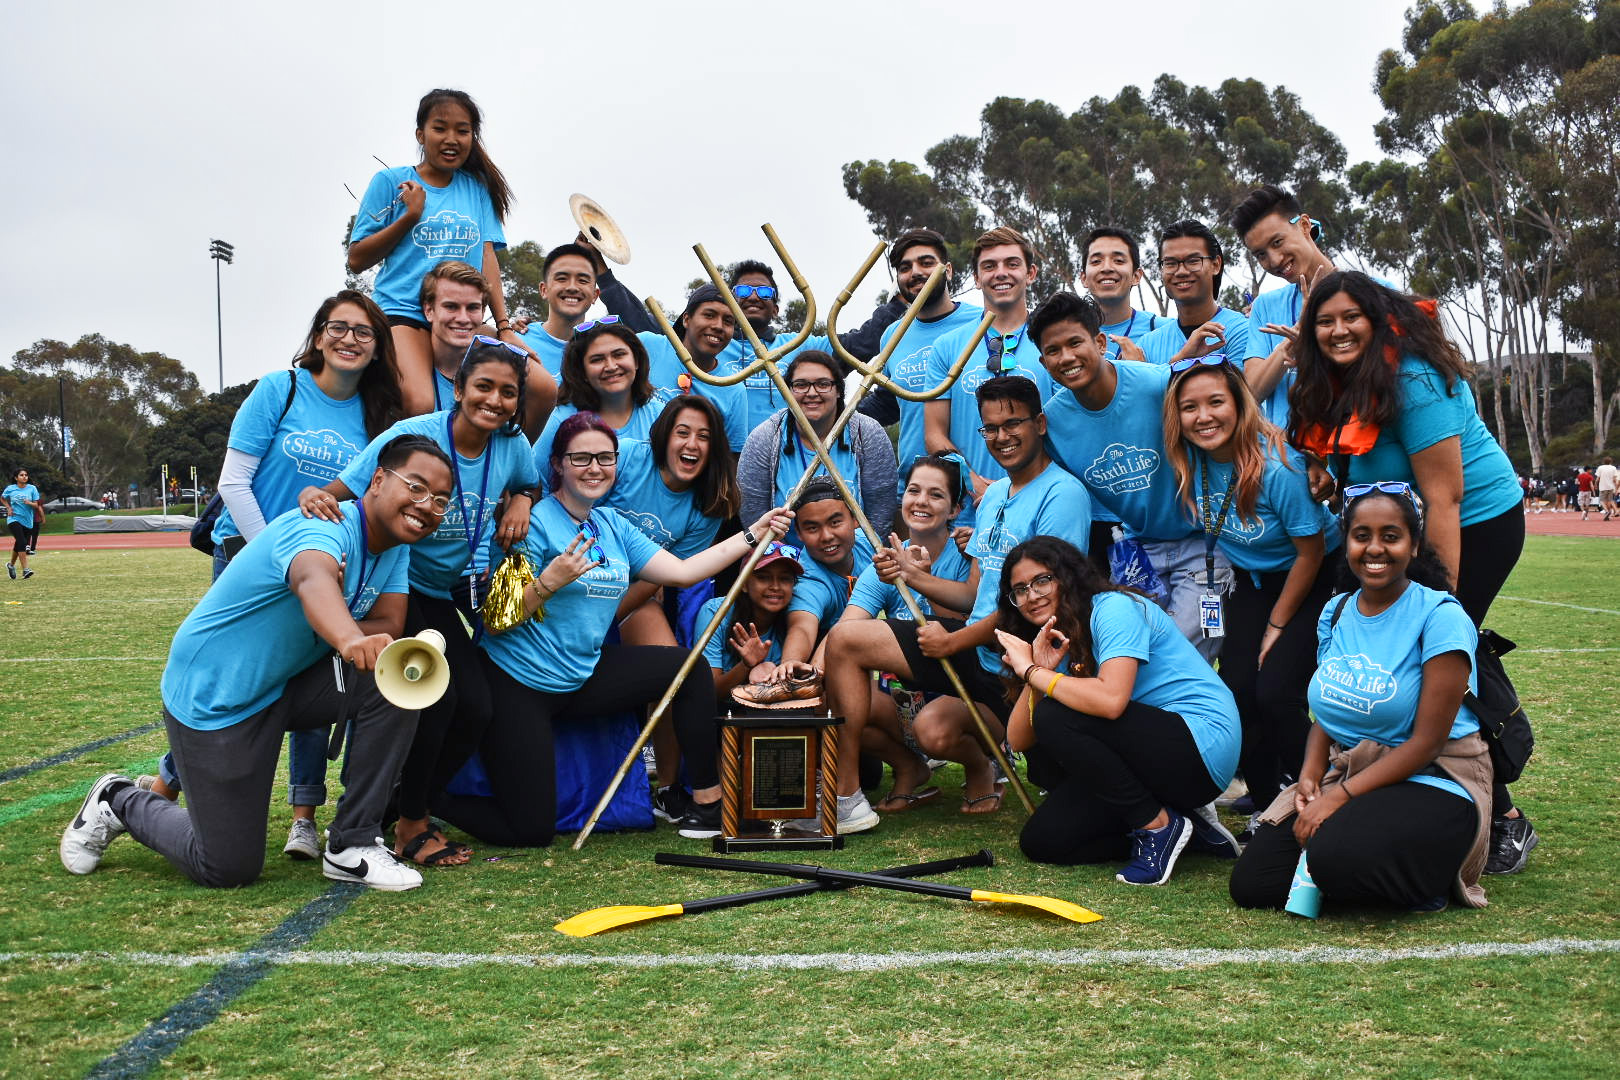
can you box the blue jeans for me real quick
[158,539,332,806]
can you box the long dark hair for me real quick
[649,394,740,519]
[294,290,404,439]
[1288,271,1467,445]
[996,536,1141,680]
[783,351,848,451]
[455,340,528,437]
[559,323,655,411]
[415,89,512,221]
[1336,489,1453,595]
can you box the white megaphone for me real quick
[374,629,450,710]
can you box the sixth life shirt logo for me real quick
[1314,653,1398,715]
[1084,444,1158,495]
[411,210,480,261]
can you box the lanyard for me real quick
[347,501,376,615]
[1197,455,1236,591]
[446,411,494,601]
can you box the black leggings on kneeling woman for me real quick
[436,645,718,848]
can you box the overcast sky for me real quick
[5,0,1417,391]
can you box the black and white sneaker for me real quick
[60,773,131,875]
[321,836,423,891]
[652,785,692,824]
[1184,802,1242,858]
[675,798,723,839]
[1484,813,1540,875]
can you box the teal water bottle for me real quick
[1285,851,1321,919]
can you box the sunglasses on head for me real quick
[1168,354,1231,375]
[463,335,528,365]
[1342,481,1425,521]
[573,315,621,334]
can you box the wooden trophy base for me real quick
[714,712,844,853]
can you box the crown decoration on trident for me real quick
[572,225,1031,849]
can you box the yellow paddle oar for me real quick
[556,850,996,937]
[653,852,1102,925]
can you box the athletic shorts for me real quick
[387,315,430,331]
[887,618,1011,721]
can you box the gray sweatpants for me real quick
[112,658,418,888]
[1139,534,1233,665]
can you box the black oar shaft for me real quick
[676,850,993,916]
[655,850,996,903]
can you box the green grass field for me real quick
[2,539,1617,1078]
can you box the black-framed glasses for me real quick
[1159,254,1213,274]
[985,329,1025,374]
[732,284,777,301]
[1006,572,1057,605]
[573,315,621,334]
[384,469,451,515]
[789,378,837,395]
[464,335,527,364]
[1168,354,1231,375]
[579,515,607,564]
[563,451,619,468]
[321,320,377,344]
[977,416,1033,439]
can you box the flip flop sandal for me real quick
[399,830,468,867]
[960,791,1004,815]
[875,785,941,813]
[427,826,472,858]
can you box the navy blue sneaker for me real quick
[1117,811,1191,886]
[1183,803,1242,858]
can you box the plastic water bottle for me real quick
[1285,851,1322,919]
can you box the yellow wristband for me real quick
[1045,672,1064,698]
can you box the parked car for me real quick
[43,496,103,512]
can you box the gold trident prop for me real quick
[571,226,1031,850]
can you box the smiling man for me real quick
[60,435,455,893]
[519,243,602,380]
[422,262,556,436]
[1079,227,1163,359]
[926,228,1056,522]
[636,284,751,454]
[1034,292,1230,662]
[1137,220,1250,367]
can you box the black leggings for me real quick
[1456,504,1524,627]
[436,646,717,848]
[1020,698,1222,865]
[8,521,26,554]
[396,591,492,822]
[1219,558,1337,804]
[1230,781,1476,910]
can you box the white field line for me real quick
[3,938,1618,973]
[0,656,163,663]
[1497,595,1620,617]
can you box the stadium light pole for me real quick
[209,239,235,392]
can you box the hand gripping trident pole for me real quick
[571,227,1028,849]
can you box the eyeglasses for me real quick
[573,315,621,334]
[1168,354,1231,375]
[1159,255,1213,274]
[977,416,1033,439]
[464,335,528,363]
[731,284,777,301]
[789,378,837,395]
[985,329,1025,374]
[563,451,619,468]
[385,470,451,515]
[1006,573,1057,605]
[322,320,377,344]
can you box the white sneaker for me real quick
[321,836,423,891]
[61,773,131,875]
[836,792,879,835]
[283,818,322,861]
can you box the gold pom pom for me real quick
[481,550,540,631]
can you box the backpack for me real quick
[1329,594,1533,784]
[189,372,299,555]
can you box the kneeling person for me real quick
[61,435,455,892]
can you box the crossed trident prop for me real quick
[573,225,1034,849]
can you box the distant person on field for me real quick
[1577,465,1595,518]
[1597,456,1619,521]
[3,468,42,579]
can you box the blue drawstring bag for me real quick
[1108,526,1168,602]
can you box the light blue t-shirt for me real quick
[1043,361,1195,543]
[765,413,868,522]
[641,333,750,452]
[531,392,674,492]
[214,368,369,545]
[1311,584,1480,800]
[877,302,985,472]
[1100,309,1165,362]
[788,531,876,635]
[338,411,536,599]
[479,497,663,693]
[698,594,787,672]
[429,368,458,413]
[1189,443,1341,575]
[519,325,569,380]
[602,439,722,559]
[350,165,506,320]
[162,504,409,730]
[848,536,972,621]
[1346,354,1523,527]
[968,462,1093,673]
[1137,307,1250,368]
[4,484,39,528]
[928,321,1055,501]
[1088,591,1240,788]
[720,330,850,434]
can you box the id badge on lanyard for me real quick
[1199,458,1233,640]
